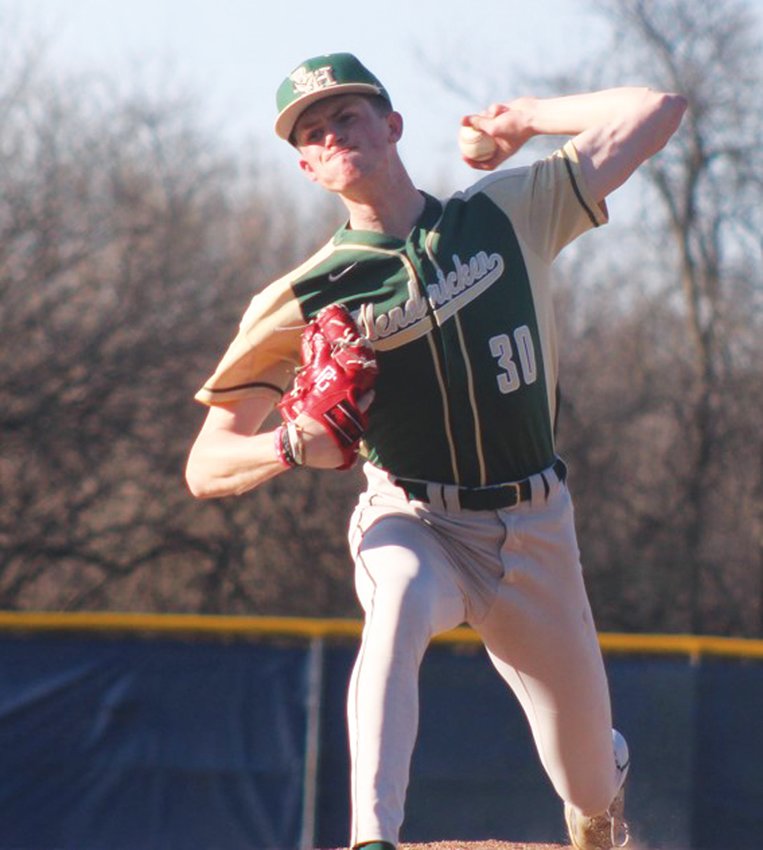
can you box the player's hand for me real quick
[295,390,375,469]
[463,100,536,171]
[277,303,379,470]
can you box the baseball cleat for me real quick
[564,730,630,849]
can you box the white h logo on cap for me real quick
[290,65,337,94]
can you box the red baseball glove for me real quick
[277,304,378,469]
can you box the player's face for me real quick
[294,95,402,195]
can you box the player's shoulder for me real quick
[448,144,579,213]
[236,237,336,329]
[435,164,533,229]
[453,161,532,202]
[243,234,346,307]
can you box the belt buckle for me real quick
[501,481,522,507]
[465,480,522,510]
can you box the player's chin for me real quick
[323,167,370,195]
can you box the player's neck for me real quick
[342,168,425,240]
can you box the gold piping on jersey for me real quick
[454,312,487,485]
[424,232,489,485]
[425,332,459,482]
[341,235,461,480]
[341,243,435,351]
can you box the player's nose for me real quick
[325,121,346,147]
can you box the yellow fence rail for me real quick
[0,610,761,661]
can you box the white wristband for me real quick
[286,421,305,466]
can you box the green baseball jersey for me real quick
[196,140,607,485]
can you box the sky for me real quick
[15,0,763,195]
[18,0,611,191]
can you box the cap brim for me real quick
[275,83,383,141]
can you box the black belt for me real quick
[394,458,567,511]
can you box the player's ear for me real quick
[298,157,319,183]
[388,111,403,143]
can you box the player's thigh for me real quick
[353,515,466,637]
[477,490,609,711]
[473,494,615,808]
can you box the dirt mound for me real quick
[399,844,567,850]
[325,841,575,850]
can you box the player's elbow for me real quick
[185,460,215,499]
[662,91,688,130]
[650,90,688,149]
[185,450,226,500]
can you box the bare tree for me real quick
[424,0,762,635]
[3,6,760,633]
[550,0,762,634]
[0,28,359,617]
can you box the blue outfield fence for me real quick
[0,613,761,850]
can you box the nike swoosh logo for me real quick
[328,262,358,283]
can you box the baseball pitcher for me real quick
[186,52,686,850]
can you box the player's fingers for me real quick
[293,414,345,468]
[461,104,507,127]
[461,114,488,133]
[484,103,509,120]
[463,156,499,171]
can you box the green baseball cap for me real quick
[275,52,391,141]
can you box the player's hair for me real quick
[368,94,393,118]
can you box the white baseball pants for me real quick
[346,461,620,847]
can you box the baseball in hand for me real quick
[458,125,497,162]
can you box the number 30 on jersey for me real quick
[489,325,537,394]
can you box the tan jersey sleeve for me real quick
[480,139,608,263]
[194,274,304,407]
